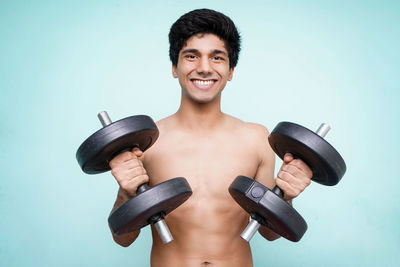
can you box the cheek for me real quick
[223,70,233,81]
[215,65,232,79]
[177,65,192,77]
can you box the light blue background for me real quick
[1,1,399,266]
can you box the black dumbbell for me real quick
[229,122,346,242]
[76,111,192,244]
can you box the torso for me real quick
[143,114,272,267]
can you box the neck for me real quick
[175,93,225,132]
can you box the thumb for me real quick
[283,153,293,163]
[132,147,144,157]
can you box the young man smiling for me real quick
[109,9,312,267]
[172,33,233,104]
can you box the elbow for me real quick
[111,230,140,247]
[264,235,280,242]
[116,241,132,248]
[112,234,135,247]
[258,226,281,242]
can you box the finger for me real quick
[277,169,297,186]
[128,156,144,168]
[281,164,306,178]
[118,162,147,177]
[287,159,313,178]
[277,170,311,192]
[280,164,300,179]
[112,165,147,185]
[123,159,145,171]
[275,178,300,200]
[132,147,144,157]
[120,174,150,196]
[124,165,147,177]
[109,151,137,167]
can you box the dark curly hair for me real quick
[169,9,241,69]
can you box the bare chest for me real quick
[145,133,259,198]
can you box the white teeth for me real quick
[193,80,214,85]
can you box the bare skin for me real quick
[109,34,312,266]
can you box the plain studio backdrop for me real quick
[1,1,399,266]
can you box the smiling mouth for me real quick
[191,79,216,89]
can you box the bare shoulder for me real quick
[142,115,175,161]
[155,115,176,132]
[224,114,275,165]
[243,122,270,139]
[224,114,271,141]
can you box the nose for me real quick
[196,57,212,75]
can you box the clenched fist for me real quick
[109,148,149,197]
[276,153,312,201]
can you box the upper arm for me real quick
[251,124,276,189]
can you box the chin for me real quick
[191,94,220,104]
[182,89,219,104]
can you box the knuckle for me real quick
[126,161,140,171]
[126,160,138,168]
[294,159,302,164]
[109,158,119,168]
[122,151,134,160]
[133,165,146,175]
[293,159,304,168]
[287,165,297,174]
[139,174,149,183]
[276,179,288,191]
[117,152,128,160]
[293,188,300,196]
[111,168,118,177]
[109,159,115,168]
[291,159,300,165]
[298,185,304,192]
[119,180,128,190]
[281,165,289,173]
[279,171,290,181]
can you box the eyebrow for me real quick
[181,49,228,56]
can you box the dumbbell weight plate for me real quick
[109,177,192,235]
[76,115,159,174]
[229,176,307,242]
[268,122,346,186]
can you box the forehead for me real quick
[181,33,228,53]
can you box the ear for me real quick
[172,64,178,78]
[227,67,235,81]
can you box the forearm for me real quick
[109,188,140,247]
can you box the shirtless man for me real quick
[109,9,312,267]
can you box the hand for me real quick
[276,153,312,201]
[109,148,149,198]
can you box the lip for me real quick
[190,78,217,90]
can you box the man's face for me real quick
[172,33,234,104]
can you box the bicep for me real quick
[254,128,276,190]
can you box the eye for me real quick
[185,54,197,60]
[212,56,225,61]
